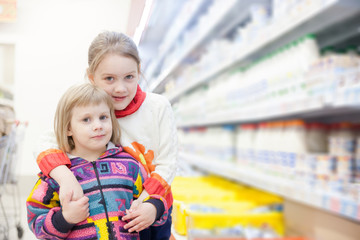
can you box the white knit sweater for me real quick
[117,92,178,185]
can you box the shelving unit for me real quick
[139,0,360,238]
[145,0,207,80]
[148,0,270,93]
[180,152,360,223]
[148,0,360,96]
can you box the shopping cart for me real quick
[0,121,26,239]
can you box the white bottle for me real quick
[283,119,307,154]
[254,122,268,168]
[300,34,320,72]
[221,125,236,163]
[236,123,257,165]
[280,120,306,179]
[272,121,285,173]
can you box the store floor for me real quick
[1,175,37,240]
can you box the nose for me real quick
[114,81,126,93]
[93,119,103,131]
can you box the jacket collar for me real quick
[68,142,122,166]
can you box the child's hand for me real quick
[122,202,157,232]
[62,190,89,224]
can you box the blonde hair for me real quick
[87,31,141,76]
[54,83,121,153]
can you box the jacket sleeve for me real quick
[26,177,73,239]
[35,130,71,177]
[134,161,168,226]
[143,96,178,208]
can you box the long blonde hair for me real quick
[87,31,141,76]
[54,83,121,153]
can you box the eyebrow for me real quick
[101,70,137,76]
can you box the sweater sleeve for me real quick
[35,130,71,177]
[134,161,168,226]
[144,196,168,227]
[143,96,178,208]
[26,177,72,239]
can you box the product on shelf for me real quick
[328,122,356,156]
[171,175,284,237]
[179,126,236,163]
[179,118,360,205]
[306,122,328,153]
[174,34,326,124]
[236,123,257,166]
[355,133,360,183]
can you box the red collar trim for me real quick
[115,85,146,118]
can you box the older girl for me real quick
[36,32,177,239]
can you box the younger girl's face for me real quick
[67,102,112,159]
[91,54,139,111]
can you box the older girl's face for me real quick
[90,54,139,111]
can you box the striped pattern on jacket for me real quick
[27,144,168,240]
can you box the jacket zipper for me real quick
[92,161,110,223]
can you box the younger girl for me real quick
[35,31,177,239]
[27,83,168,239]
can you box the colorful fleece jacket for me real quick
[36,91,178,209]
[27,144,168,240]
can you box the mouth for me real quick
[113,96,127,101]
[92,135,105,139]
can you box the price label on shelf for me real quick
[340,200,358,219]
[330,197,341,212]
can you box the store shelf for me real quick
[166,0,360,103]
[149,0,267,93]
[173,65,360,127]
[145,0,207,80]
[180,152,360,223]
[176,97,360,128]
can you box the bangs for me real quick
[70,85,113,110]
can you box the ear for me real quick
[87,69,95,84]
[67,126,73,137]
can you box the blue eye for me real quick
[125,75,134,80]
[105,76,114,81]
[83,117,90,122]
[100,115,108,120]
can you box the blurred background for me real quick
[1,0,360,239]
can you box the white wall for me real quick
[0,0,131,175]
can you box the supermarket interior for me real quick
[1,0,360,239]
